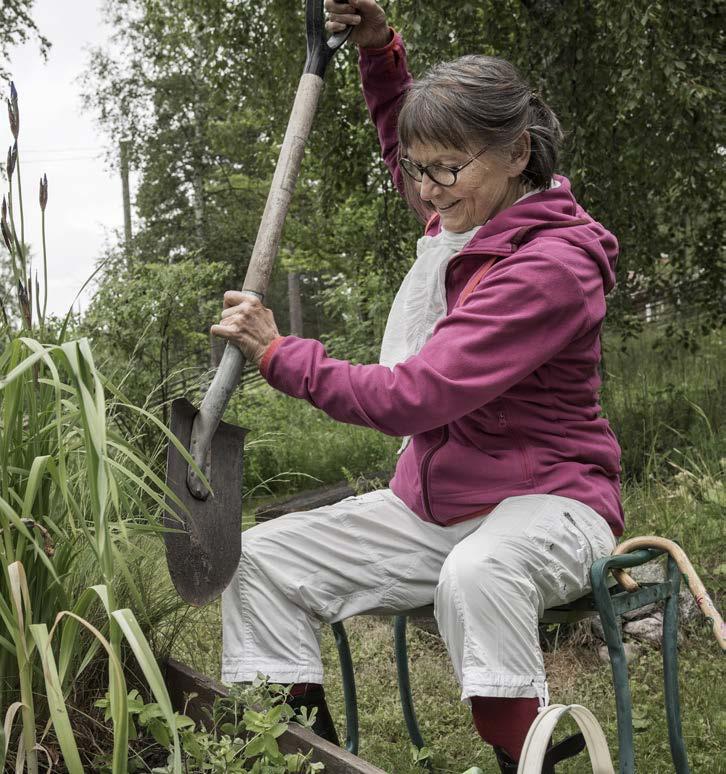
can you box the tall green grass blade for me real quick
[18,338,67,497]
[21,456,50,518]
[74,637,102,684]
[2,702,25,768]
[0,633,17,656]
[112,608,182,773]
[109,544,145,615]
[90,584,112,617]
[106,457,179,520]
[0,348,46,389]
[106,438,187,514]
[7,562,38,774]
[57,586,101,686]
[15,732,25,774]
[57,260,105,343]
[29,623,84,774]
[50,610,128,774]
[112,400,212,492]
[8,562,32,650]
[0,495,61,582]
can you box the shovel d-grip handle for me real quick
[186,1,351,500]
[305,0,353,76]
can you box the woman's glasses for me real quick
[399,146,488,187]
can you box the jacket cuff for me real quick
[358,26,397,55]
[359,29,406,83]
[259,336,286,379]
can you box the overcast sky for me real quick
[7,0,127,318]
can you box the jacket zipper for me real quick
[420,426,449,523]
[499,407,533,483]
[419,247,515,522]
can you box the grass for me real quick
[601,327,723,483]
[227,385,400,501]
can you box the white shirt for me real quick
[379,180,560,369]
[378,179,560,452]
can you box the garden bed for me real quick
[164,658,386,774]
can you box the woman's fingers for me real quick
[325,1,361,34]
[324,0,356,13]
[325,0,390,50]
[209,321,239,345]
[223,289,251,308]
[220,297,259,320]
[325,14,361,33]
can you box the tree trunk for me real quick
[119,140,132,257]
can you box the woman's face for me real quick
[406,139,527,233]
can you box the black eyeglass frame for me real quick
[399,145,489,187]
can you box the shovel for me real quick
[164,0,352,606]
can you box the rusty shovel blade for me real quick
[164,397,248,606]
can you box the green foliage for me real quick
[94,676,325,774]
[0,327,196,771]
[95,688,191,746]
[83,250,233,414]
[229,384,399,501]
[0,77,201,774]
[601,328,724,483]
[0,1,51,81]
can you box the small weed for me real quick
[93,676,324,773]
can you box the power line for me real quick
[20,156,105,164]
[21,146,107,154]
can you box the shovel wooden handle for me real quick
[186,2,353,499]
[187,73,325,498]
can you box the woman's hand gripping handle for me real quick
[325,0,392,49]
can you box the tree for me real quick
[0,0,50,80]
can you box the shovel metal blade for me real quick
[164,397,248,606]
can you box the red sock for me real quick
[470,696,539,762]
[289,682,322,698]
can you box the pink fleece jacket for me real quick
[260,33,623,535]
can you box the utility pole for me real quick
[288,271,303,337]
[119,140,132,256]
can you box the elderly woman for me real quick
[213,0,622,770]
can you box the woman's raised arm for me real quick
[326,1,414,201]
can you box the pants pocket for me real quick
[523,507,592,604]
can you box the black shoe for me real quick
[494,746,519,772]
[494,732,586,773]
[287,686,340,746]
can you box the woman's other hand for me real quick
[324,0,391,49]
[210,291,280,367]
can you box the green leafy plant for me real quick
[0,80,198,774]
[410,744,433,766]
[94,675,325,774]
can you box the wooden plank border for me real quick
[163,658,387,774]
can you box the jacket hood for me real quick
[427,175,619,293]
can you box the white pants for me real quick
[221,491,615,703]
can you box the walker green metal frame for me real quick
[331,546,690,773]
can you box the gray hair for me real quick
[398,55,563,193]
